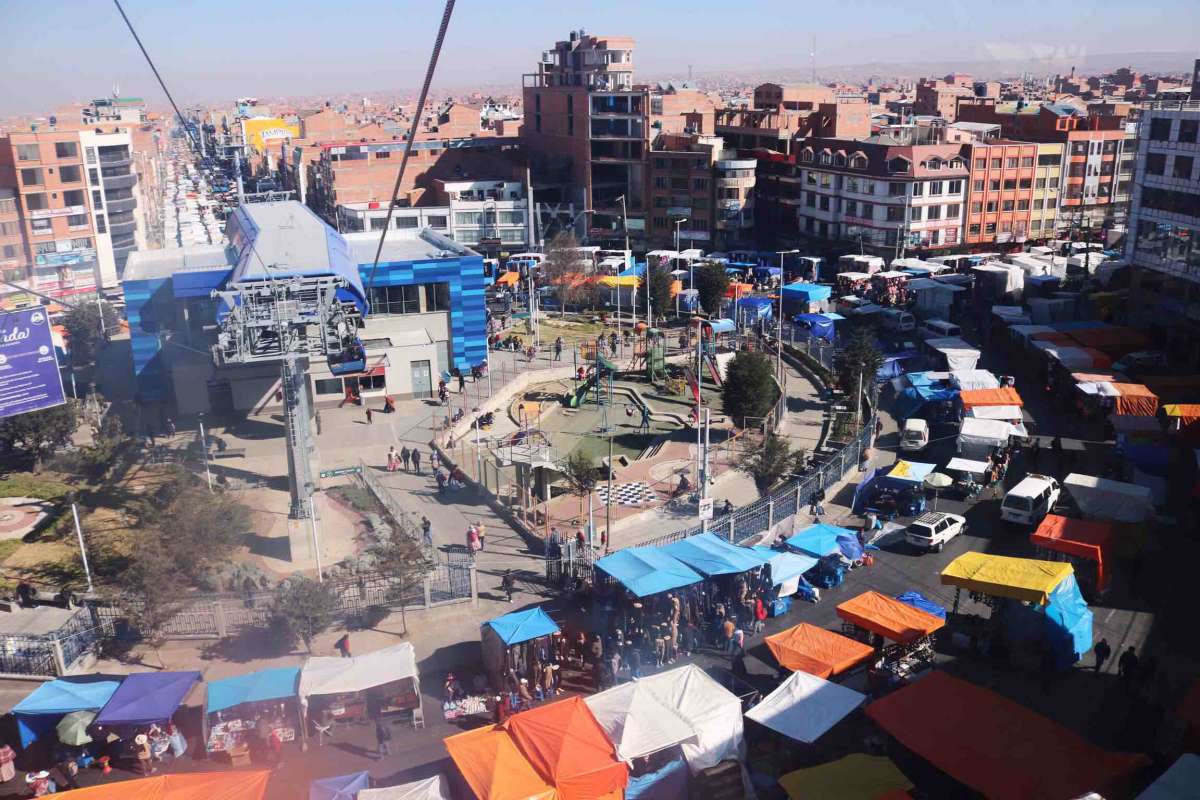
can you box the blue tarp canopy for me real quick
[596,547,703,597]
[13,678,121,748]
[896,591,947,619]
[793,312,842,341]
[786,523,859,559]
[661,532,772,576]
[750,547,819,585]
[781,282,832,302]
[878,350,921,381]
[626,757,689,800]
[310,771,371,800]
[874,461,937,492]
[94,671,201,727]
[484,607,560,646]
[736,297,774,321]
[893,385,958,420]
[206,667,300,714]
[705,318,736,334]
[619,263,646,278]
[1001,573,1093,671]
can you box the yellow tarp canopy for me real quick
[1163,404,1200,418]
[597,275,641,288]
[780,754,913,800]
[940,551,1073,605]
[57,772,271,800]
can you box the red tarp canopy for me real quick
[504,697,628,800]
[866,672,1149,800]
[1030,331,1076,345]
[1029,514,1115,591]
[764,623,876,678]
[1067,326,1153,359]
[1112,383,1159,416]
[725,282,754,298]
[836,591,945,644]
[959,387,1024,410]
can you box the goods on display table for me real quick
[299,642,420,728]
[204,667,300,758]
[748,546,817,599]
[481,607,561,697]
[764,623,874,679]
[943,457,989,498]
[836,591,944,689]
[745,670,865,744]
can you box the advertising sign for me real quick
[0,307,67,419]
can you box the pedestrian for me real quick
[753,596,767,635]
[1118,646,1139,685]
[166,418,176,437]
[366,408,373,425]
[335,632,351,658]
[1093,638,1111,673]
[400,446,411,471]
[554,336,563,361]
[627,643,642,680]
[387,445,397,472]
[431,448,441,470]
[477,522,486,550]
[135,734,155,775]
[374,717,392,759]
[501,571,515,602]
[609,648,622,683]
[458,372,466,392]
[411,448,422,474]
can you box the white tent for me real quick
[967,405,1022,421]
[358,776,451,800]
[949,369,1000,391]
[744,671,865,744]
[925,337,980,371]
[908,279,965,319]
[299,642,418,709]
[1064,473,1155,523]
[1136,753,1200,800]
[957,418,1014,459]
[638,664,744,772]
[584,679,696,761]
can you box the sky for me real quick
[2,0,1197,115]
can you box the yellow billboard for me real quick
[241,117,300,152]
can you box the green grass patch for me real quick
[0,539,24,562]
[0,474,73,500]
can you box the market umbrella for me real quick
[56,710,95,746]
[924,472,952,510]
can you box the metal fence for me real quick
[0,605,116,678]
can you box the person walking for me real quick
[421,516,433,548]
[411,448,422,474]
[1118,647,1140,685]
[374,717,392,759]
[1093,638,1112,674]
[334,633,351,658]
[387,446,397,472]
[365,408,373,425]
[476,522,486,550]
[554,336,563,361]
[458,372,466,393]
[400,446,411,471]
[166,418,176,437]
[501,571,516,603]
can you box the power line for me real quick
[365,0,456,297]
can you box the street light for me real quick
[775,250,800,381]
[673,217,690,294]
[615,195,629,334]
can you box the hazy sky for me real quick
[2,0,1197,115]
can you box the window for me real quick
[1072,142,1088,156]
[990,158,1001,169]
[888,182,906,196]
[909,206,922,222]
[1017,199,1029,211]
[426,215,447,228]
[947,180,962,194]
[498,210,523,225]
[1021,156,1034,168]
[16,144,39,161]
[54,141,78,159]
[819,151,832,165]
[70,236,92,249]
[926,205,942,220]
[1173,156,1194,180]
[87,167,99,184]
[1031,219,1042,230]
[989,180,1000,191]
[947,203,960,217]
[24,193,47,211]
[845,201,856,217]
[395,216,419,229]
[67,214,88,228]
[805,193,816,208]
[1179,119,1198,144]
[1149,119,1172,141]
[1,245,17,260]
[1033,199,1044,210]
[31,218,51,234]
[969,224,981,236]
[974,158,986,169]
[887,157,909,173]
[1047,198,1057,208]
[1006,157,1018,169]
[91,190,103,208]
[1003,178,1017,190]
[860,202,874,219]
[985,222,997,235]
[1035,177,1046,189]
[971,201,983,213]
[819,196,830,211]
[20,167,43,186]
[1146,153,1166,175]
[850,154,868,169]
[0,221,17,236]
[972,180,984,192]
[800,149,813,163]
[1002,200,1015,211]
[1000,221,1012,233]
[1049,178,1059,189]
[833,152,846,167]
[34,241,56,254]
[912,182,924,196]
[454,211,483,226]
[986,201,997,212]
[929,181,943,195]
[369,217,388,231]
[315,378,343,396]
[423,282,450,311]
[886,206,904,222]
[1016,178,1030,190]
[368,284,422,315]
[63,189,85,207]
[1038,153,1061,166]
[95,214,106,233]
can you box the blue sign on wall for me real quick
[0,307,67,419]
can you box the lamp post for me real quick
[673,217,690,292]
[775,249,800,381]
[615,195,629,337]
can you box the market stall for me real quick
[780,282,831,315]
[836,591,944,689]
[638,664,745,773]
[858,461,935,518]
[1030,514,1116,597]
[299,642,420,728]
[792,312,844,342]
[923,337,980,371]
[55,771,272,800]
[745,670,865,744]
[748,546,817,599]
[958,386,1023,411]
[594,546,703,598]
[204,667,300,760]
[357,776,451,800]
[943,456,989,497]
[764,623,874,679]
[504,697,629,800]
[734,296,774,327]
[94,671,200,762]
[865,671,1148,800]
[1063,473,1154,523]
[443,725,556,800]
[583,680,694,761]
[661,532,771,577]
[948,370,999,391]
[310,771,370,800]
[778,754,913,800]
[956,417,1014,460]
[481,607,561,695]
[784,523,864,587]
[835,272,872,297]
[12,677,122,750]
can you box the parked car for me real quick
[1001,474,1061,526]
[899,418,930,452]
[905,511,966,552]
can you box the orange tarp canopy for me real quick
[866,672,1149,800]
[1030,331,1075,345]
[1163,404,1200,424]
[1030,514,1115,591]
[1068,326,1153,358]
[504,697,628,800]
[1071,370,1123,384]
[958,387,1023,410]
[445,725,558,800]
[1112,383,1159,416]
[495,271,521,286]
[57,772,271,800]
[836,591,945,644]
[765,622,875,678]
[670,279,683,298]
[724,282,754,297]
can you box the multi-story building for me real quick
[914,78,975,121]
[80,127,139,285]
[753,83,835,110]
[1125,100,1200,363]
[963,139,1043,247]
[645,133,755,250]
[0,189,22,282]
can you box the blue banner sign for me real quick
[0,307,67,419]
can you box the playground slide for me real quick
[568,373,597,408]
[683,368,701,404]
[704,353,723,388]
[596,353,619,375]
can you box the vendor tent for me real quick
[1137,754,1200,800]
[957,417,1014,458]
[940,552,1073,605]
[924,337,980,371]
[58,772,271,800]
[944,457,990,476]
[781,282,831,303]
[1063,473,1154,523]
[595,547,703,597]
[638,664,744,772]
[1111,383,1160,416]
[836,591,945,644]
[485,608,560,646]
[786,523,859,559]
[949,370,999,391]
[503,697,628,800]
[95,671,200,727]
[299,642,418,709]
[959,387,1023,409]
[13,677,121,748]
[745,670,865,744]
[358,776,451,800]
[764,623,874,678]
[865,671,1147,800]
[880,460,936,485]
[1001,571,1094,670]
[779,754,913,800]
[750,546,818,597]
[895,591,946,618]
[661,532,770,576]
[310,772,371,800]
[793,312,842,341]
[583,680,695,761]
[206,667,299,714]
[967,405,1022,421]
[1030,515,1115,592]
[443,726,556,800]
[734,296,774,323]
[625,758,687,800]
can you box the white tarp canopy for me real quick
[967,405,1023,421]
[638,664,744,772]
[945,457,990,476]
[1046,345,1097,370]
[949,369,1000,391]
[744,671,865,744]
[957,418,1014,457]
[299,643,418,708]
[1064,473,1155,523]
[925,337,981,371]
[358,776,451,800]
[1028,296,1075,324]
[1136,753,1200,800]
[1078,381,1121,397]
[584,679,697,761]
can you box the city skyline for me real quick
[2,0,1198,115]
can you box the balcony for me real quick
[106,197,137,214]
[102,173,138,191]
[97,152,132,167]
[108,219,136,238]
[111,238,137,255]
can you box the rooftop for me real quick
[123,244,236,282]
[345,229,476,263]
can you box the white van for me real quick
[881,308,916,333]
[900,418,929,452]
[1000,474,1061,526]
[918,319,961,340]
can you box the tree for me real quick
[693,261,730,315]
[269,577,338,652]
[539,232,590,315]
[646,264,674,321]
[721,351,779,427]
[370,527,433,633]
[62,301,119,366]
[741,434,793,495]
[156,486,252,582]
[561,450,600,514]
[0,402,78,471]
[834,327,884,401]
[115,545,184,669]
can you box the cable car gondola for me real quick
[329,339,367,376]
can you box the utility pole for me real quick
[309,495,323,582]
[605,428,613,553]
[71,502,93,593]
[198,413,213,491]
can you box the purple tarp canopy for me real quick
[95,671,201,726]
